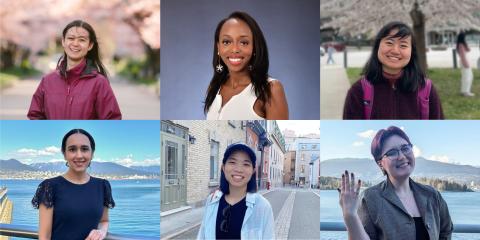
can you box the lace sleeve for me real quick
[103,179,115,209]
[31,179,55,209]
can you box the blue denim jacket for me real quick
[197,191,275,239]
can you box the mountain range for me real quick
[0,159,159,176]
[321,157,480,184]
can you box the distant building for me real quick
[283,151,296,186]
[267,121,285,188]
[295,138,320,187]
[160,120,245,212]
[160,120,274,213]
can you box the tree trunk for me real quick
[0,41,17,69]
[142,44,160,79]
[410,2,427,73]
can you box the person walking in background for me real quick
[327,45,335,64]
[456,31,475,97]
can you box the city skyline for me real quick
[0,121,160,166]
[320,121,480,167]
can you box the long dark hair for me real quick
[58,20,108,79]
[204,11,270,114]
[362,21,425,92]
[61,129,96,154]
[456,32,468,50]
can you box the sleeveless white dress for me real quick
[206,78,277,120]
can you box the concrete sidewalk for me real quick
[320,65,351,119]
[160,189,274,239]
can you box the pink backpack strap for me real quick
[361,77,374,119]
[417,79,432,119]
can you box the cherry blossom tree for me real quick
[321,0,480,71]
[0,0,160,78]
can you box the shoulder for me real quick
[252,193,272,209]
[40,176,63,186]
[41,71,62,82]
[268,78,285,94]
[350,78,364,92]
[91,176,111,186]
[88,72,110,84]
[362,181,384,199]
[411,179,438,196]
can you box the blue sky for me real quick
[320,120,480,167]
[0,121,160,166]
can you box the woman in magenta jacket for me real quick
[28,20,121,120]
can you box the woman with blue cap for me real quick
[197,143,275,239]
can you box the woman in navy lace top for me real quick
[32,129,115,240]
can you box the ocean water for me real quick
[320,190,480,240]
[0,179,160,238]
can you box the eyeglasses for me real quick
[220,204,231,233]
[381,144,413,160]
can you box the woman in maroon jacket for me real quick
[343,22,443,119]
[28,20,122,120]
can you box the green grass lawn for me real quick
[0,66,41,90]
[345,68,480,119]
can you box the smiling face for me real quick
[217,18,254,74]
[62,26,93,63]
[377,29,412,74]
[64,133,93,173]
[222,150,255,189]
[378,134,415,180]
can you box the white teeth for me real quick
[232,175,244,180]
[229,58,241,62]
[397,162,409,168]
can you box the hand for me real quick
[85,229,107,240]
[338,170,362,219]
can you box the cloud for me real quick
[16,146,61,157]
[352,141,364,147]
[357,130,376,139]
[44,146,61,153]
[429,155,450,163]
[134,157,160,166]
[413,145,421,157]
[114,155,135,167]
[47,158,65,163]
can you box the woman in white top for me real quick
[197,143,275,239]
[456,32,475,97]
[204,11,289,120]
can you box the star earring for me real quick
[216,52,223,73]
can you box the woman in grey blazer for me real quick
[338,126,453,240]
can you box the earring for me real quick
[216,52,223,73]
[65,162,69,167]
[248,65,253,71]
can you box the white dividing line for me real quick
[274,190,296,240]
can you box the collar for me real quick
[209,190,257,208]
[57,58,97,80]
[380,177,432,218]
[382,70,403,86]
[67,59,87,77]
